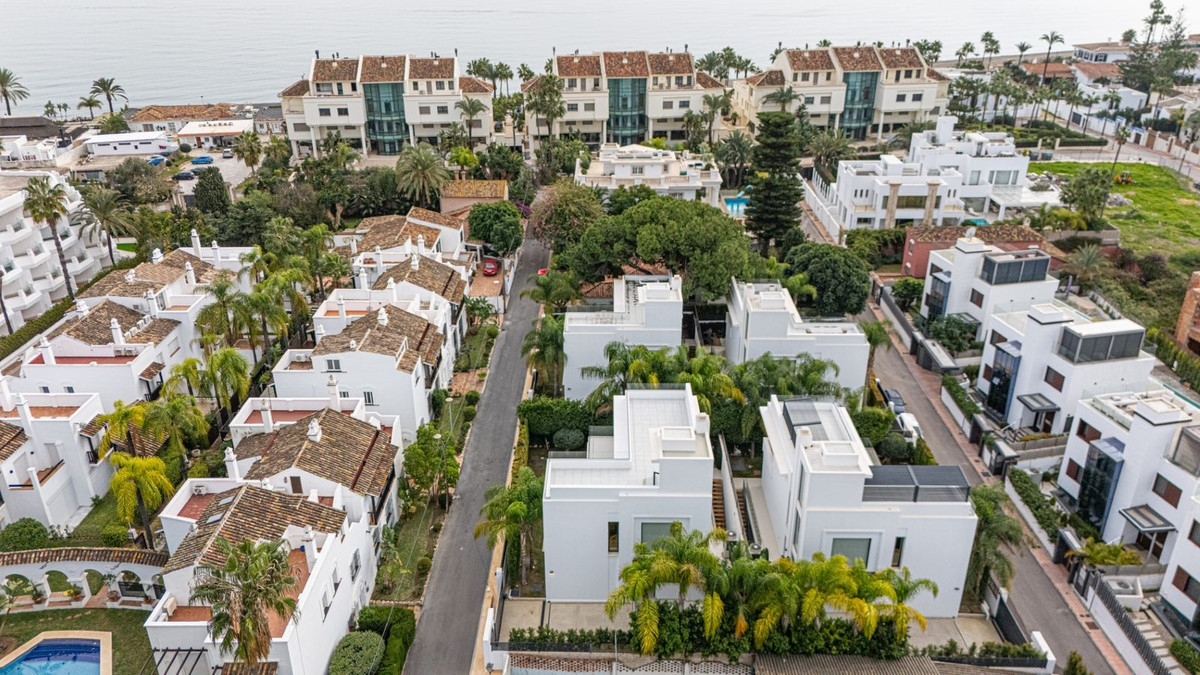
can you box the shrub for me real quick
[328,632,385,675]
[963,364,980,381]
[941,375,980,417]
[913,438,937,465]
[485,323,500,339]
[517,397,592,439]
[187,461,210,478]
[477,369,487,379]
[1009,469,1061,538]
[850,407,895,446]
[178,142,192,153]
[0,518,50,552]
[513,421,530,472]
[356,606,394,638]
[465,390,480,405]
[101,523,129,547]
[928,315,977,354]
[891,276,925,309]
[1171,639,1200,674]
[380,608,417,673]
[416,556,432,575]
[552,428,586,450]
[876,433,910,463]
[462,405,477,422]
[431,388,448,418]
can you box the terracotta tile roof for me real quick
[0,420,28,461]
[602,51,650,78]
[747,70,786,87]
[359,56,407,83]
[695,72,724,89]
[239,409,397,497]
[556,55,603,78]
[1020,61,1074,78]
[441,180,508,199]
[408,57,455,79]
[312,58,359,82]
[0,547,168,568]
[164,484,346,573]
[81,414,105,437]
[459,76,494,94]
[1074,41,1130,52]
[48,300,180,347]
[831,47,884,72]
[647,53,694,75]
[312,305,443,373]
[756,654,943,674]
[350,215,442,255]
[279,79,309,98]
[877,47,926,70]
[927,68,949,82]
[1072,61,1122,80]
[785,49,835,72]
[112,425,165,458]
[130,104,236,123]
[140,361,165,380]
[160,249,219,283]
[372,256,467,303]
[222,665,279,675]
[907,224,1045,243]
[520,76,543,93]
[408,206,466,231]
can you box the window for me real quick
[332,566,341,593]
[1066,459,1082,481]
[1174,567,1200,604]
[584,102,595,111]
[663,101,674,110]
[801,72,811,82]
[678,100,690,109]
[436,81,445,91]
[363,391,376,406]
[337,107,349,116]
[340,391,350,399]
[969,289,983,307]
[64,386,74,393]
[804,96,815,105]
[675,76,684,86]
[350,82,357,92]
[825,72,832,81]
[796,465,805,503]
[326,359,341,372]
[316,83,333,93]
[568,78,577,89]
[896,94,908,102]
[632,166,644,175]
[989,331,1007,346]
[1076,420,1101,442]
[39,386,50,394]
[792,512,801,551]
[350,550,361,580]
[1044,367,1065,391]
[640,522,673,544]
[904,69,913,78]
[436,105,449,115]
[982,364,993,381]
[912,93,923,102]
[318,108,331,117]
[608,522,619,553]
[891,537,905,567]
[1153,474,1182,508]
[831,538,871,563]
[819,95,831,105]
[1190,521,1200,548]
[322,590,332,618]
[566,103,578,112]
[412,82,419,91]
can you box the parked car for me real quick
[146,156,165,166]
[876,382,906,414]
[222,148,234,159]
[173,171,196,181]
[481,258,500,276]
[190,156,214,165]
[895,412,923,443]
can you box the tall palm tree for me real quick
[494,62,513,96]
[394,143,450,209]
[204,347,251,413]
[74,186,132,266]
[263,136,291,164]
[143,394,208,480]
[231,131,262,176]
[0,68,30,116]
[190,538,299,666]
[22,176,75,300]
[955,42,976,65]
[43,101,56,120]
[859,320,891,388]
[90,77,127,115]
[77,96,101,120]
[98,113,129,134]
[98,399,147,457]
[1015,42,1032,65]
[1039,31,1064,84]
[519,269,582,313]
[110,451,174,549]
[715,131,753,187]
[455,97,488,149]
[166,358,205,398]
[671,347,745,413]
[702,91,732,144]
[196,272,244,349]
[965,484,1024,599]
[1066,244,1110,291]
[880,567,937,640]
[57,103,69,119]
[525,74,565,139]
[474,466,544,585]
[809,130,855,176]
[301,224,333,297]
[763,86,799,112]
[582,342,680,411]
[521,314,566,396]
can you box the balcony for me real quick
[4,287,43,311]
[31,270,65,294]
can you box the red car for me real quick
[481,259,500,276]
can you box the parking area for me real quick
[173,153,256,197]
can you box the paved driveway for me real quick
[404,237,550,675]
[174,153,255,196]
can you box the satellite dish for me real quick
[965,226,977,239]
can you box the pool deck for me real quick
[0,630,112,675]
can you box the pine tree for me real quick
[745,112,804,254]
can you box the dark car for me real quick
[481,258,500,276]
[881,389,907,414]
[173,171,196,181]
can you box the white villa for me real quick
[574,144,722,207]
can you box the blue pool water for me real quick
[0,639,101,675]
[725,196,749,217]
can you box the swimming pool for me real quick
[724,195,749,217]
[0,637,102,675]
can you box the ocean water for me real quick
[2,0,1150,115]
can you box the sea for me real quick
[1,0,1154,116]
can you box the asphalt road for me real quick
[870,326,1117,675]
[404,238,549,675]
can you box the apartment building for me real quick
[976,302,1156,435]
[314,286,459,354]
[725,279,868,390]
[281,55,493,158]
[0,171,108,334]
[562,275,683,400]
[920,236,1058,339]
[1073,41,1133,63]
[736,46,942,139]
[907,116,1032,217]
[574,144,722,207]
[753,396,976,617]
[542,384,714,601]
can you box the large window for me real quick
[1044,367,1065,391]
[1153,474,1182,508]
[970,289,984,307]
[608,78,648,144]
[1057,329,1144,364]
[1174,567,1200,604]
[640,522,673,544]
[831,538,871,564]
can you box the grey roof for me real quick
[866,465,970,489]
[1017,393,1058,413]
[1120,504,1175,533]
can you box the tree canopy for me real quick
[785,243,871,316]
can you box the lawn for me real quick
[1034,162,1200,254]
[0,608,151,674]
[373,504,445,602]
[115,242,137,253]
[52,493,121,548]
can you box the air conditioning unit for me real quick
[192,484,208,496]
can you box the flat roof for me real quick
[84,131,167,144]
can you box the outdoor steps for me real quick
[735,488,753,540]
[712,479,726,530]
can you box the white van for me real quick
[896,413,923,443]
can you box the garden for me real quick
[0,608,152,673]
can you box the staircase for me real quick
[712,479,726,530]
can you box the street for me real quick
[403,238,549,675]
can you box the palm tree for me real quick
[1066,538,1143,567]
[57,103,68,119]
[494,62,513,96]
[455,97,488,149]
[809,130,855,176]
[74,186,132,266]
[702,91,732,144]
[474,466,543,586]
[582,343,680,411]
[90,77,127,115]
[196,272,244,349]
[519,269,582,313]
[22,176,75,300]
[110,451,174,549]
[1015,42,1032,65]
[715,132,753,187]
[965,484,1025,599]
[1039,31,1065,83]
[98,399,147,457]
[696,52,726,80]
[166,358,205,398]
[671,347,745,414]
[263,136,291,164]
[521,315,566,396]
[880,567,937,640]
[525,74,565,139]
[1110,125,1130,176]
[0,68,30,116]
[43,101,57,120]
[97,113,129,134]
[204,347,251,413]
[955,42,976,65]
[859,320,891,388]
[143,394,208,480]
[232,131,262,176]
[395,143,450,209]
[190,538,299,666]
[1066,244,1110,292]
[763,86,799,112]
[981,32,1000,69]
[77,96,101,120]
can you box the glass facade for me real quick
[985,348,1019,418]
[1077,438,1125,530]
[981,254,1050,285]
[608,78,647,145]
[839,72,879,140]
[1056,328,1144,364]
[364,83,408,155]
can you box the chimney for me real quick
[211,240,220,263]
[124,270,136,283]
[307,418,323,443]
[110,318,125,345]
[331,484,345,511]
[349,238,358,255]
[327,375,339,408]
[151,248,163,264]
[74,299,88,317]
[374,246,384,274]
[38,336,54,365]
[416,234,425,253]
[190,228,202,252]
[224,447,241,481]
[377,307,389,327]
[145,290,158,317]
[184,262,196,285]
[307,489,320,504]
[15,393,33,434]
[315,324,326,342]
[411,253,420,271]
[337,296,346,319]
[260,398,274,433]
[303,525,318,567]
[387,278,399,303]
[0,377,13,411]
[357,267,368,290]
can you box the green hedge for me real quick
[1008,470,1060,539]
[1171,639,1200,674]
[516,397,592,439]
[328,631,385,675]
[355,606,417,673]
[1147,328,1200,395]
[940,376,980,417]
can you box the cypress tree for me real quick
[745,111,804,254]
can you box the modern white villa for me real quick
[574,144,722,207]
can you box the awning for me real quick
[139,361,165,381]
[1018,393,1059,413]
[1120,504,1176,533]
